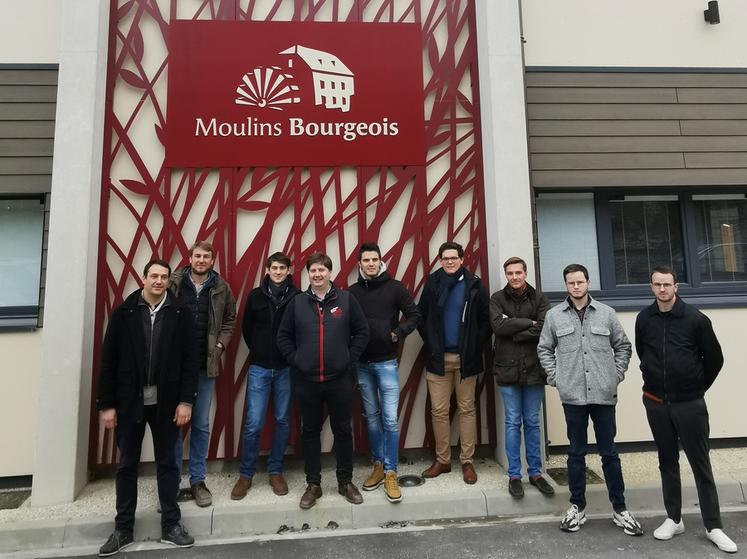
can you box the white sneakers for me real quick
[706,528,738,553]
[653,518,685,540]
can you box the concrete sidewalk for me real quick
[2,448,746,556]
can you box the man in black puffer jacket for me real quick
[277,252,369,510]
[635,265,735,553]
[349,242,421,503]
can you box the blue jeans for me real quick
[499,384,545,479]
[239,365,291,478]
[357,359,400,472]
[563,403,626,513]
[175,371,214,486]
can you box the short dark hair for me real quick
[189,240,214,256]
[438,241,464,259]
[651,265,678,284]
[267,251,291,269]
[143,259,171,277]
[358,242,381,260]
[305,252,333,271]
[503,256,527,271]
[563,263,589,282]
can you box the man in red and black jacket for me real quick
[277,252,369,510]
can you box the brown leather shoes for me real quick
[462,462,477,485]
[299,483,323,509]
[422,461,452,478]
[230,476,252,500]
[269,474,289,496]
[338,482,363,504]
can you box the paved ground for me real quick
[2,448,746,556]
[22,510,747,558]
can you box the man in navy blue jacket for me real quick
[277,252,369,509]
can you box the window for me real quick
[0,196,45,328]
[536,190,747,303]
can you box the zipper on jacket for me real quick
[662,317,667,401]
[318,302,325,382]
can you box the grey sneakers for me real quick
[612,510,644,536]
[190,481,212,507]
[560,504,586,532]
[160,523,195,548]
[98,529,133,557]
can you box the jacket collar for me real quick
[646,295,686,317]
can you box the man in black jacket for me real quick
[231,252,299,500]
[418,241,491,484]
[490,256,554,498]
[277,252,369,509]
[96,260,198,556]
[635,265,736,553]
[349,242,421,503]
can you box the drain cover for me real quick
[398,474,424,487]
[0,489,31,510]
[547,467,604,486]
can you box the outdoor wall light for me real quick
[704,1,720,24]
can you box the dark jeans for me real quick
[643,395,722,530]
[295,375,354,485]
[115,405,180,532]
[563,403,626,513]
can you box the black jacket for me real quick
[490,283,550,386]
[277,284,370,382]
[635,297,724,402]
[348,270,421,362]
[242,275,300,369]
[417,268,491,378]
[96,289,198,422]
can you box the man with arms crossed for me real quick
[418,241,491,484]
[170,241,237,507]
[97,260,197,556]
[635,266,736,553]
[232,252,299,499]
[490,256,554,498]
[349,242,421,503]
[277,252,369,509]
[538,264,642,536]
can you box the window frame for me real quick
[0,194,47,331]
[537,187,747,309]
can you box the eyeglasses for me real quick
[652,282,675,289]
[440,256,461,262]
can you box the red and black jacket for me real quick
[277,284,370,382]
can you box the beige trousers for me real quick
[426,352,476,465]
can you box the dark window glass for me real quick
[694,197,747,283]
[609,198,686,286]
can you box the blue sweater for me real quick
[443,278,465,351]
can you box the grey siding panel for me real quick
[528,120,681,136]
[526,71,747,190]
[0,175,52,193]
[0,85,57,102]
[0,103,57,120]
[526,87,678,104]
[0,121,55,138]
[0,157,53,175]
[0,70,58,85]
[532,169,747,188]
[531,152,684,170]
[530,136,747,153]
[0,139,53,156]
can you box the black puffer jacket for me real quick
[490,283,550,386]
[417,267,491,378]
[277,285,370,382]
[242,275,300,369]
[635,297,724,402]
[348,269,421,362]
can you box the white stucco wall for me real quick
[0,0,60,63]
[522,0,747,68]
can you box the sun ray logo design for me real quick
[235,66,300,111]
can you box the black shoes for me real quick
[530,475,555,496]
[508,478,524,498]
[99,529,133,557]
[161,523,195,548]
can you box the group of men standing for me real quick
[95,240,737,556]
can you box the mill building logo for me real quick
[235,45,355,112]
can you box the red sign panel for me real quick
[165,21,426,168]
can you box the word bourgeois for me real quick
[195,117,400,142]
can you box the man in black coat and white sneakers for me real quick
[636,265,736,553]
[349,242,421,503]
[277,252,369,510]
[96,260,198,556]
